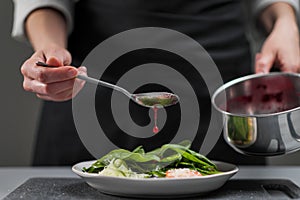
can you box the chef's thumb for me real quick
[46,56,63,67]
[255,50,275,74]
[45,49,72,67]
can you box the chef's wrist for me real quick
[259,2,297,34]
[273,16,299,35]
[34,42,67,54]
[25,8,68,51]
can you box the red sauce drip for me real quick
[152,106,159,134]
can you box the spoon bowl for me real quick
[133,92,179,108]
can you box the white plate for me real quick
[72,160,238,198]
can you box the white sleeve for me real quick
[252,0,299,19]
[11,0,75,43]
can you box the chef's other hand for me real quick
[21,45,87,101]
[255,2,300,74]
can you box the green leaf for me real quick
[99,149,160,164]
[132,146,145,154]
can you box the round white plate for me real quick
[72,160,238,198]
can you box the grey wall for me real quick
[0,0,41,166]
[0,0,299,166]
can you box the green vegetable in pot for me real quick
[227,116,254,145]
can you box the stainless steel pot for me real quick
[212,72,300,156]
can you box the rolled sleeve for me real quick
[12,0,74,43]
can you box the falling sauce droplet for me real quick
[153,126,159,134]
[152,106,159,134]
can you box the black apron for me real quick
[33,0,266,165]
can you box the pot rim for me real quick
[212,72,300,118]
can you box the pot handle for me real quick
[287,113,300,141]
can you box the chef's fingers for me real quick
[24,66,86,101]
[23,77,75,95]
[255,49,276,74]
[37,66,87,95]
[21,61,78,84]
[21,47,76,84]
[278,46,300,73]
[72,66,87,97]
[35,79,85,101]
[23,76,34,93]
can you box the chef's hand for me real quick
[21,45,87,101]
[255,2,300,73]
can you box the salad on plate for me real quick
[82,140,221,178]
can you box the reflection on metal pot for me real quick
[212,72,300,156]
[225,116,257,148]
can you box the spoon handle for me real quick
[35,61,133,99]
[77,74,132,98]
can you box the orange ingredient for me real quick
[165,168,202,178]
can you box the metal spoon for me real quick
[36,61,179,108]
